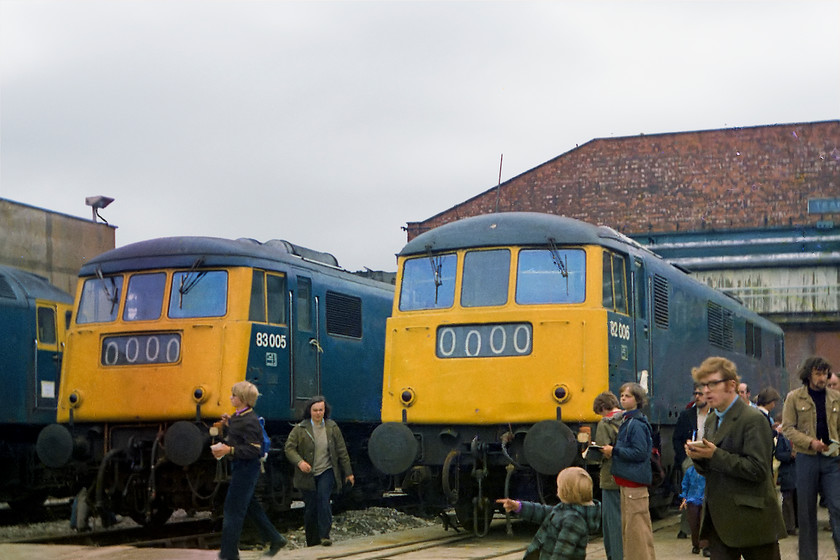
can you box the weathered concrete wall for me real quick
[0,198,115,295]
[695,267,840,317]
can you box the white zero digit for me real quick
[166,337,180,362]
[104,340,120,365]
[464,329,481,357]
[489,325,507,355]
[439,328,456,356]
[145,336,160,362]
[513,325,531,354]
[125,337,140,363]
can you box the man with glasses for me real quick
[673,384,711,539]
[685,356,785,559]
[781,356,840,560]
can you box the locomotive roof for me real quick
[401,212,650,256]
[0,264,73,303]
[80,237,341,276]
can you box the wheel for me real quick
[129,502,174,527]
[454,499,475,529]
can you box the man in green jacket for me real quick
[686,356,786,559]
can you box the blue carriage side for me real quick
[0,264,73,510]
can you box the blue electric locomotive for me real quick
[0,264,73,511]
[36,237,393,526]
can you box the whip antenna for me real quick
[494,153,504,213]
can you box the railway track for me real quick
[309,518,530,560]
[3,509,530,558]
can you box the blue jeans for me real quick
[302,469,335,546]
[219,458,283,559]
[795,452,840,560]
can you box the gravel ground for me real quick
[275,507,440,550]
[0,505,441,550]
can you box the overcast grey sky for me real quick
[1,0,838,271]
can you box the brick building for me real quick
[406,120,839,238]
[404,120,840,375]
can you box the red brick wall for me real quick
[406,121,840,240]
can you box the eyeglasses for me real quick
[692,391,703,396]
[697,379,727,390]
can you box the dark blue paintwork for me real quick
[0,265,72,425]
[0,264,73,505]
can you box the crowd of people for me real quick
[208,356,839,560]
[584,355,840,560]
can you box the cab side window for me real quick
[603,252,628,315]
[37,306,57,344]
[250,270,287,324]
